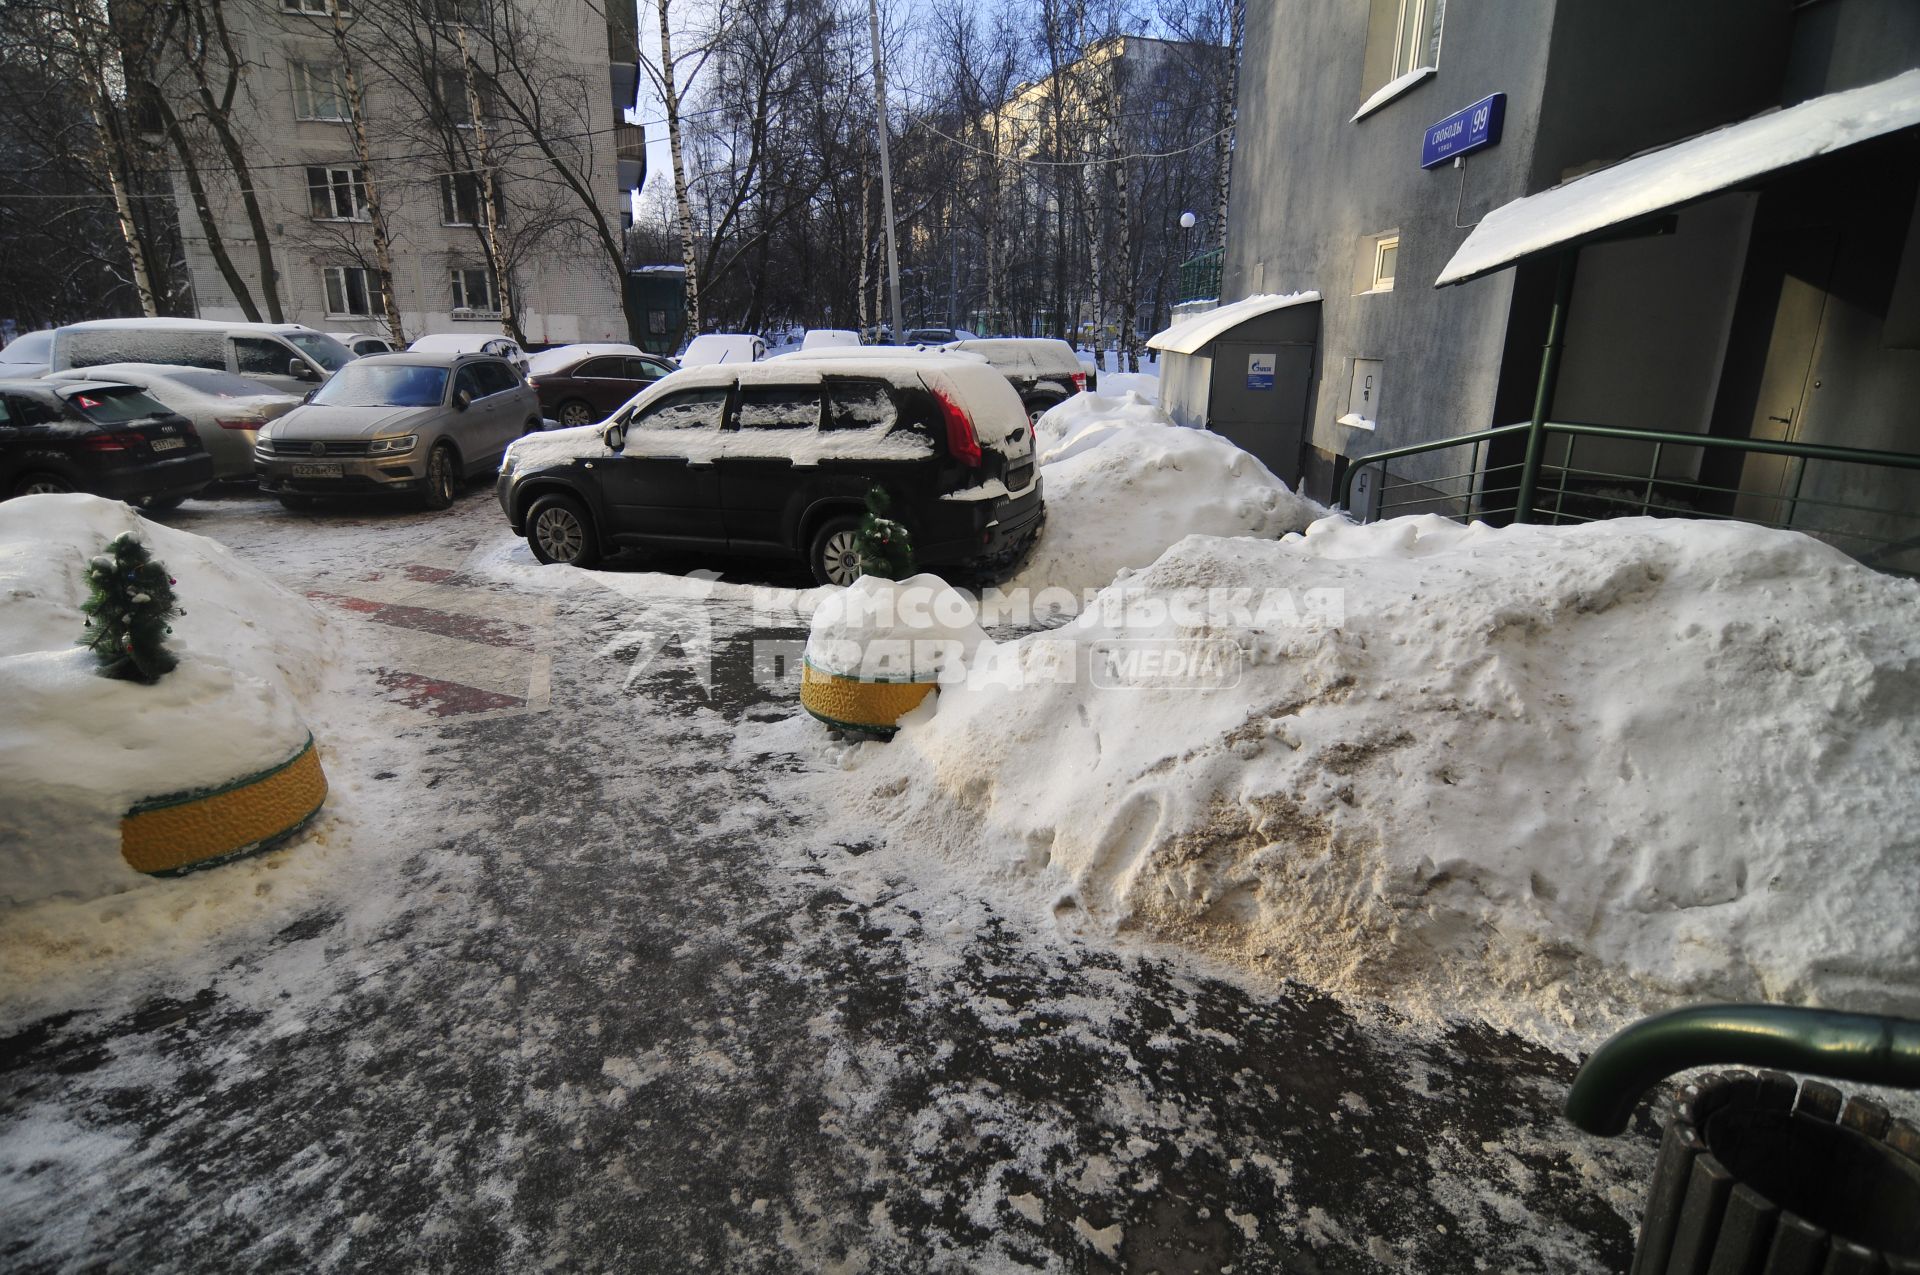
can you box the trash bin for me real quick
[1564,1005,1920,1274]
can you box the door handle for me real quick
[1767,414,1792,425]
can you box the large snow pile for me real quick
[803,515,1920,1044]
[0,495,340,906]
[1010,394,1323,595]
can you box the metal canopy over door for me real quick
[1206,340,1315,480]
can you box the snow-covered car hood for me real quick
[266,403,443,438]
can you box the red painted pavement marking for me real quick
[307,590,533,649]
[404,564,456,583]
[375,670,526,717]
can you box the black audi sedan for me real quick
[0,378,214,508]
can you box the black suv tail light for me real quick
[930,384,982,467]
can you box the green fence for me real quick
[1338,422,1920,576]
[1176,248,1222,304]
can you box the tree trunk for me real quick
[90,94,159,316]
[335,7,405,344]
[1213,0,1244,252]
[656,0,701,342]
[455,26,522,343]
[152,95,259,321]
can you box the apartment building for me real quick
[1218,0,1920,569]
[159,0,642,346]
[968,34,1228,342]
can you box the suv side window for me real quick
[823,379,897,432]
[635,388,727,432]
[234,337,293,376]
[454,365,484,402]
[736,385,820,431]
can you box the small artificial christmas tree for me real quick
[80,531,182,683]
[851,485,915,581]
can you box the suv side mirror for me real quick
[601,421,626,452]
[453,389,472,411]
[288,359,319,381]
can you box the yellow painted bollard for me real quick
[120,734,328,876]
[799,660,936,738]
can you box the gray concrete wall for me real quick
[1226,0,1560,494]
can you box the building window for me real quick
[307,166,368,221]
[282,0,350,14]
[323,266,376,316]
[419,0,485,25]
[450,267,498,316]
[1370,235,1399,291]
[441,172,481,225]
[439,71,473,127]
[1391,0,1433,80]
[291,61,348,121]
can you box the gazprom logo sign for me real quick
[1421,92,1506,169]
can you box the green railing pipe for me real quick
[1336,420,1920,514]
[1565,1004,1920,1137]
[1514,252,1580,523]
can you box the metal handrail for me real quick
[1338,420,1920,513]
[1565,1003,1920,1137]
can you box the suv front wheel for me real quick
[527,493,600,567]
[809,515,864,586]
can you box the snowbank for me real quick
[806,514,1920,1044]
[0,496,340,906]
[1097,372,1159,402]
[1011,395,1323,595]
[806,574,988,681]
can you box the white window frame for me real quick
[323,266,376,318]
[291,61,348,122]
[449,267,498,317]
[440,172,480,226]
[1370,235,1400,292]
[282,0,351,14]
[307,166,369,221]
[1391,0,1431,80]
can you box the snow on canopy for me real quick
[1437,68,1920,285]
[1147,292,1322,355]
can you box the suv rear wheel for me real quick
[13,472,71,497]
[809,514,865,586]
[527,493,600,567]
[1025,396,1063,428]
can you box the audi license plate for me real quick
[150,437,184,452]
[291,462,342,479]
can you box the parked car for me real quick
[679,333,767,366]
[497,357,1043,585]
[800,329,862,352]
[945,338,1092,423]
[526,344,675,427]
[904,326,978,345]
[0,377,213,507]
[46,363,302,481]
[0,329,54,377]
[254,352,539,510]
[407,333,531,377]
[327,331,398,358]
[50,319,353,395]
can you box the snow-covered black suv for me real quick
[497,357,1042,585]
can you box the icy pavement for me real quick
[1,487,1654,1272]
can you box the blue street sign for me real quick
[1421,93,1505,169]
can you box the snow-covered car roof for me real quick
[58,317,326,337]
[799,329,861,350]
[946,338,1082,374]
[679,334,764,366]
[408,333,524,353]
[601,354,1022,423]
[769,344,989,365]
[526,343,646,376]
